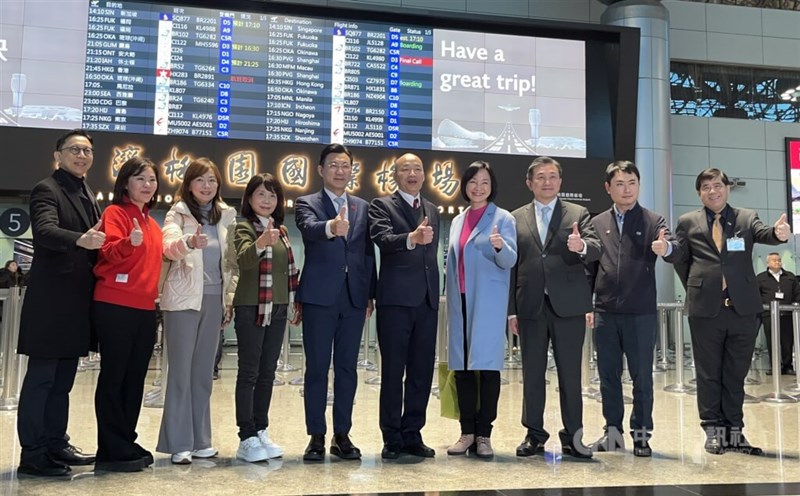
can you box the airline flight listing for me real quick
[82,1,434,148]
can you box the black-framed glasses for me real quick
[60,146,94,156]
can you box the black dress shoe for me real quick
[303,434,326,462]
[561,442,593,459]
[49,444,95,466]
[516,436,545,457]
[727,431,763,456]
[95,458,145,473]
[18,453,71,477]
[401,442,435,458]
[381,444,401,460]
[633,440,652,457]
[330,433,361,460]
[782,367,795,376]
[134,444,154,467]
[590,433,625,453]
[704,434,725,455]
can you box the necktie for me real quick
[712,213,727,290]
[334,196,345,219]
[413,198,419,209]
[539,206,551,244]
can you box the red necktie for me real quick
[413,198,419,209]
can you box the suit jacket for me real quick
[756,268,800,315]
[667,206,784,318]
[588,203,671,314]
[368,192,440,309]
[18,169,101,358]
[295,190,376,308]
[509,198,601,319]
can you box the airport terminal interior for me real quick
[2,0,800,494]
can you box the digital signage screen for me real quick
[787,137,800,231]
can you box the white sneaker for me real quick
[237,436,268,463]
[257,429,284,459]
[171,451,192,464]
[191,447,218,458]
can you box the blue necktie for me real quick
[539,206,550,244]
[334,196,346,219]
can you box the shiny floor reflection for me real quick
[2,351,800,495]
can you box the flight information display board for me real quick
[82,3,434,149]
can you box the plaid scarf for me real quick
[254,218,299,327]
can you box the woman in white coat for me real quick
[156,158,238,464]
[445,161,517,459]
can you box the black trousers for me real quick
[376,303,437,447]
[17,357,78,460]
[689,308,758,430]
[455,370,500,437]
[93,302,157,462]
[595,312,656,438]
[761,312,794,371]
[234,304,287,441]
[519,296,585,444]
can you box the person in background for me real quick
[0,260,25,288]
[756,252,800,375]
[156,158,238,464]
[17,129,101,476]
[231,173,300,462]
[445,161,517,459]
[368,153,440,460]
[92,157,162,472]
[295,143,376,462]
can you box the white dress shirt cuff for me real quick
[406,234,416,250]
[325,219,335,239]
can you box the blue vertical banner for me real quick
[387,30,400,148]
[217,16,234,138]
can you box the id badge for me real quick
[727,237,745,252]
[776,292,785,299]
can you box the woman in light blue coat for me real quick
[445,161,517,459]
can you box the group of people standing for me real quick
[13,128,792,478]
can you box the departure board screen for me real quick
[0,0,587,158]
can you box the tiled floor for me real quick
[2,349,800,496]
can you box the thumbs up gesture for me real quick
[411,216,434,245]
[567,221,584,253]
[77,219,106,250]
[489,224,504,250]
[651,228,669,256]
[774,213,791,242]
[130,217,143,247]
[189,224,209,250]
[331,206,350,237]
[256,217,280,249]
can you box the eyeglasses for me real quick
[700,183,726,193]
[325,161,352,171]
[60,146,94,157]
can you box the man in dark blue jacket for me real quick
[295,143,376,462]
[587,161,677,457]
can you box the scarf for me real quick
[254,218,299,326]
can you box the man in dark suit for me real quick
[669,168,789,455]
[509,156,601,459]
[17,129,104,476]
[295,143,376,461]
[587,161,677,457]
[756,253,800,375]
[368,153,440,460]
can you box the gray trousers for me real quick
[157,294,223,454]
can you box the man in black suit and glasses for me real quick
[668,168,789,455]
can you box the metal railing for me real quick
[0,288,25,411]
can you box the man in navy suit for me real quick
[295,143,376,461]
[368,153,440,460]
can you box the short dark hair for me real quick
[318,143,352,166]
[695,168,730,192]
[767,252,781,258]
[604,160,640,183]
[527,156,562,180]
[55,129,93,151]
[113,157,159,210]
[240,173,285,227]
[460,160,497,203]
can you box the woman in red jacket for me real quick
[92,157,162,472]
